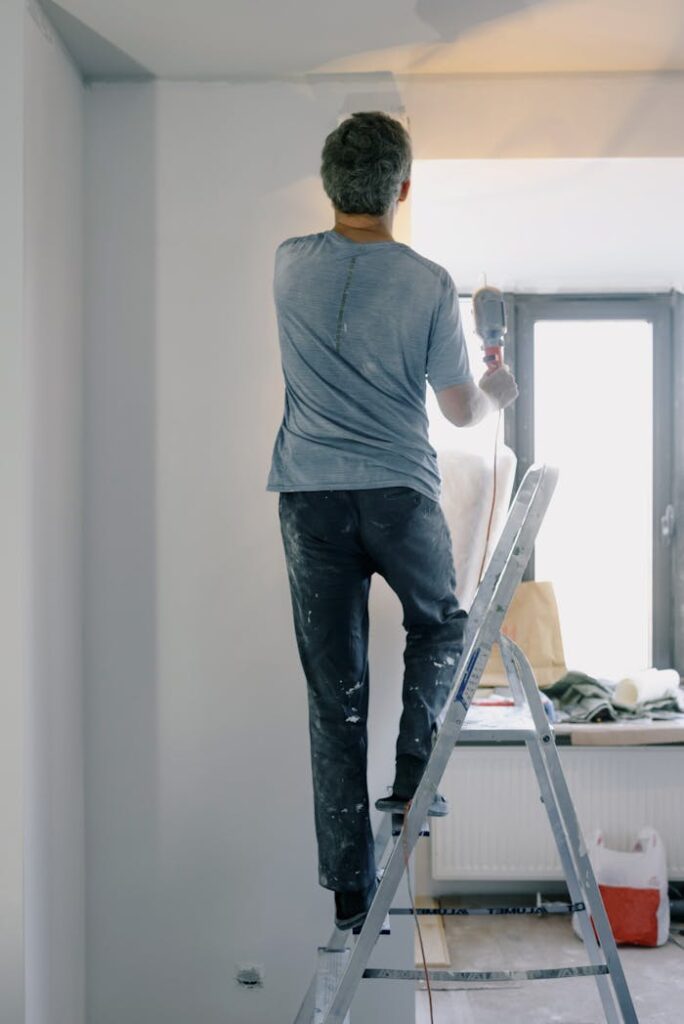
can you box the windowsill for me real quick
[462,701,684,747]
[553,717,684,747]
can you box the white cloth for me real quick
[437,445,517,612]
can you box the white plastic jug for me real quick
[572,826,669,946]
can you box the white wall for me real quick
[0,23,681,1022]
[23,4,86,1024]
[412,156,684,293]
[83,77,413,1024]
[401,70,684,159]
[81,70,684,1024]
[0,3,27,1022]
[82,81,164,1024]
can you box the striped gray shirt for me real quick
[267,229,472,501]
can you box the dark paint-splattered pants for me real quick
[278,487,467,892]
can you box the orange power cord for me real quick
[407,407,501,1024]
[396,387,503,1024]
[477,408,503,586]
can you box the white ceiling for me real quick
[46,0,684,81]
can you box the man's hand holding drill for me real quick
[478,364,519,411]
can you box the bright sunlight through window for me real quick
[533,320,653,680]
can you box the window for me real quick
[414,157,682,678]
[533,319,653,678]
[510,295,674,677]
[426,293,677,678]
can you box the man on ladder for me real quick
[266,111,518,932]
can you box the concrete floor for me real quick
[416,905,684,1023]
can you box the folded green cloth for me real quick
[545,671,684,724]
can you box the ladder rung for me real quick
[389,901,585,917]
[363,965,610,983]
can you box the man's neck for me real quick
[333,216,394,243]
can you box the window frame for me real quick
[502,292,677,671]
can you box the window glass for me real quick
[533,320,653,679]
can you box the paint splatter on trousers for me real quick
[278,486,467,892]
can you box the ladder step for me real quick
[363,965,610,983]
[315,948,351,1024]
[461,702,539,742]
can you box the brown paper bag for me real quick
[480,580,567,689]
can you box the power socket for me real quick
[235,963,264,990]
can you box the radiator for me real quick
[431,746,684,881]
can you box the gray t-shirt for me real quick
[266,229,473,501]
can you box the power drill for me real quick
[473,286,507,372]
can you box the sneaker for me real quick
[334,878,378,931]
[374,790,449,817]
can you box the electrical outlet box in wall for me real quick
[235,962,264,990]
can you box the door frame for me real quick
[503,292,675,670]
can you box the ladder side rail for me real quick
[461,465,544,641]
[526,734,621,1024]
[390,465,559,875]
[434,466,542,734]
[436,464,553,733]
[498,639,622,1024]
[319,466,559,1023]
[296,469,547,1022]
[498,635,526,705]
[506,639,639,1024]
[297,466,543,1024]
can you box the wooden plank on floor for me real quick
[414,897,450,968]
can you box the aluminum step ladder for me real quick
[294,463,638,1024]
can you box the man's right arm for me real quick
[436,365,519,427]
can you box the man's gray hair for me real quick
[320,111,412,217]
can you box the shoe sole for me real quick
[375,795,449,817]
[334,908,369,931]
[334,880,379,931]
